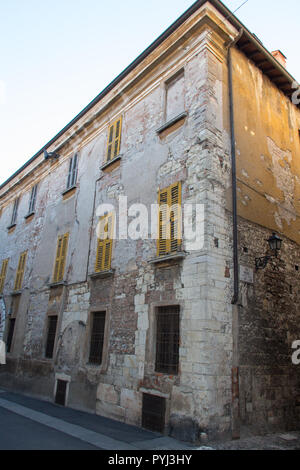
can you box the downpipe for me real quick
[227,29,243,440]
[0,295,7,364]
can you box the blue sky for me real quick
[1,0,299,185]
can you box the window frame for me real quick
[66,154,78,190]
[53,233,69,284]
[105,116,122,162]
[14,251,27,291]
[155,305,180,376]
[0,259,9,294]
[10,197,20,226]
[45,315,58,359]
[164,68,185,123]
[88,311,106,365]
[28,184,38,214]
[95,213,114,273]
[157,182,182,257]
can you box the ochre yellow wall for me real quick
[232,48,300,244]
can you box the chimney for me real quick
[272,50,287,68]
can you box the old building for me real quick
[0,0,299,442]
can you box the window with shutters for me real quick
[157,182,182,257]
[14,252,27,291]
[0,259,9,294]
[106,117,122,162]
[28,184,38,214]
[95,213,114,273]
[155,306,180,375]
[53,233,69,283]
[10,198,20,226]
[45,315,58,359]
[67,154,78,190]
[89,312,106,365]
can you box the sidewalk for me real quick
[0,389,203,450]
[0,388,299,450]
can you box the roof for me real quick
[1,0,298,191]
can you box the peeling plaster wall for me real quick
[232,48,300,242]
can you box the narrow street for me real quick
[0,389,197,451]
[0,388,299,451]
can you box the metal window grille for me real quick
[89,312,106,364]
[55,380,67,406]
[155,306,180,375]
[6,318,16,353]
[142,393,166,433]
[45,316,58,359]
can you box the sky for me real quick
[0,0,299,185]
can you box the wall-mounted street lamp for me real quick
[44,149,60,160]
[255,233,283,271]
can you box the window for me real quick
[106,117,122,162]
[89,312,106,364]
[142,393,166,433]
[165,70,185,122]
[10,198,20,226]
[14,252,27,291]
[0,259,9,294]
[6,295,20,353]
[157,182,182,257]
[95,213,114,272]
[53,233,69,283]
[6,318,15,353]
[28,184,38,214]
[45,315,58,359]
[67,154,78,190]
[55,380,68,406]
[155,306,180,375]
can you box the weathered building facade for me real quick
[0,0,299,442]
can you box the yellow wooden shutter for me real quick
[113,117,122,158]
[0,259,9,294]
[53,233,69,283]
[14,252,27,291]
[170,182,182,253]
[157,182,181,257]
[157,188,169,256]
[106,117,122,162]
[95,213,114,272]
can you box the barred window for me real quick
[45,315,58,359]
[155,306,180,375]
[89,312,106,365]
[6,318,15,353]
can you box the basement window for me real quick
[142,393,166,433]
[55,380,68,406]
